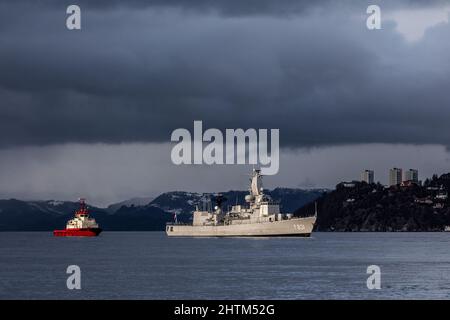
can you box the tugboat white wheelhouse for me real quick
[166,169,317,237]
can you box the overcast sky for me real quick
[1,0,450,206]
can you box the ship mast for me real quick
[245,168,266,207]
[75,198,88,216]
[250,168,263,196]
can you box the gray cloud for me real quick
[1,1,446,15]
[1,1,450,148]
[1,143,448,206]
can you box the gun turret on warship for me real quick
[166,169,316,237]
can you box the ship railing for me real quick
[226,217,273,225]
[166,222,191,226]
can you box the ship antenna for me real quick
[79,198,86,209]
[314,201,318,217]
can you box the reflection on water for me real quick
[0,232,449,299]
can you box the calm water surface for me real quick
[1,232,450,299]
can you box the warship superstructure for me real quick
[166,169,316,237]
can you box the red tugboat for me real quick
[53,198,102,237]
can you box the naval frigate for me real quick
[166,169,316,237]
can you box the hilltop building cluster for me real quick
[358,168,419,187]
[322,172,450,231]
[388,168,419,186]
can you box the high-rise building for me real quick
[361,170,374,184]
[404,169,419,184]
[389,168,402,186]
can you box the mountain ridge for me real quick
[0,188,325,231]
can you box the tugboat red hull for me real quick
[53,228,102,237]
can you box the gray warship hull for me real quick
[166,216,316,237]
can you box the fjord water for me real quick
[1,232,449,299]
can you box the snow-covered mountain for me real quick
[142,188,326,223]
[106,196,155,213]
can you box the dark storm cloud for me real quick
[0,0,446,15]
[1,0,450,148]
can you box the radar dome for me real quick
[245,195,254,202]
